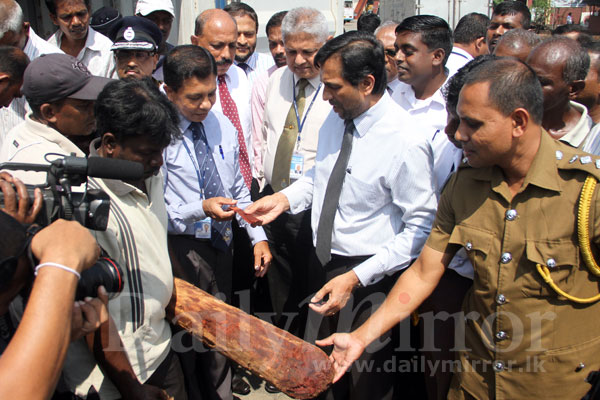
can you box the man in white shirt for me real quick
[446,12,489,76]
[392,15,458,194]
[258,8,331,367]
[245,31,437,400]
[224,2,275,87]
[46,0,116,78]
[374,21,402,94]
[0,0,62,135]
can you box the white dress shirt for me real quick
[386,78,403,96]
[446,46,473,77]
[213,64,253,169]
[262,66,332,188]
[236,51,275,87]
[162,110,267,244]
[48,27,116,78]
[0,28,63,146]
[282,93,437,286]
[250,64,279,181]
[560,101,594,150]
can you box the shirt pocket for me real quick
[338,173,385,213]
[521,240,579,297]
[448,224,495,284]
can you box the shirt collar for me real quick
[25,114,85,156]
[558,101,593,148]
[178,113,193,134]
[450,46,473,61]
[399,77,448,109]
[471,130,562,198]
[352,92,391,138]
[236,52,258,71]
[55,27,99,52]
[292,71,321,91]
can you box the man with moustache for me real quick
[46,0,116,78]
[486,0,531,54]
[109,16,162,82]
[224,2,275,86]
[245,30,436,400]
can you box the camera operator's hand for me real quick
[30,219,100,274]
[71,286,109,342]
[0,172,42,224]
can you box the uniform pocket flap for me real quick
[448,225,495,256]
[525,240,579,268]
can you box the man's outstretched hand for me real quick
[243,192,290,226]
[315,333,367,383]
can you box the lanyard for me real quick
[293,77,322,140]
[181,126,208,199]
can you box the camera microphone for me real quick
[53,156,144,181]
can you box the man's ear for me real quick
[569,80,585,100]
[431,48,446,67]
[39,103,57,123]
[49,13,58,26]
[474,36,488,56]
[101,133,118,157]
[0,73,11,88]
[163,83,174,102]
[511,108,530,138]
[190,34,199,46]
[359,74,376,96]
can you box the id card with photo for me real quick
[290,153,304,180]
[194,218,212,239]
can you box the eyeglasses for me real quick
[114,50,155,61]
[384,48,397,58]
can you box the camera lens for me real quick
[75,256,124,301]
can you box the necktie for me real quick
[271,78,309,192]
[315,120,355,265]
[191,122,232,251]
[217,75,252,190]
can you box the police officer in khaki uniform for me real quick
[317,57,600,399]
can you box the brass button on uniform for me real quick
[496,294,507,304]
[547,258,557,268]
[493,361,505,372]
[505,209,517,221]
[495,331,507,341]
[465,242,473,251]
[500,252,512,264]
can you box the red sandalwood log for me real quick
[166,277,334,399]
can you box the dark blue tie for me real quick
[191,122,232,251]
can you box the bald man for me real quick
[527,37,598,152]
[493,28,541,62]
[374,21,402,94]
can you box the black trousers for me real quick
[262,184,313,337]
[306,250,397,400]
[168,235,233,400]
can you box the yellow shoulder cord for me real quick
[536,175,600,303]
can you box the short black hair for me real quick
[163,45,217,93]
[357,13,381,34]
[454,13,490,45]
[95,77,180,149]
[0,46,29,84]
[224,2,258,31]
[314,30,386,96]
[583,41,600,74]
[266,11,287,36]
[396,15,453,65]
[444,55,496,113]
[45,0,90,15]
[492,1,531,29]
[552,24,593,45]
[463,57,543,124]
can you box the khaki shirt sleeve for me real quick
[426,172,458,253]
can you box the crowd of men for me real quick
[1,0,600,399]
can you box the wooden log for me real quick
[166,277,334,399]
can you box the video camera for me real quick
[0,154,144,300]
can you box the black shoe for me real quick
[232,374,251,395]
[265,382,280,394]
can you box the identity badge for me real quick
[194,218,212,239]
[290,153,304,180]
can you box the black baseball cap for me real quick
[110,16,162,52]
[90,7,122,38]
[21,53,112,104]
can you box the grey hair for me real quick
[0,0,23,39]
[281,7,329,44]
[374,20,398,36]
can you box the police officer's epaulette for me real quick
[555,142,600,181]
